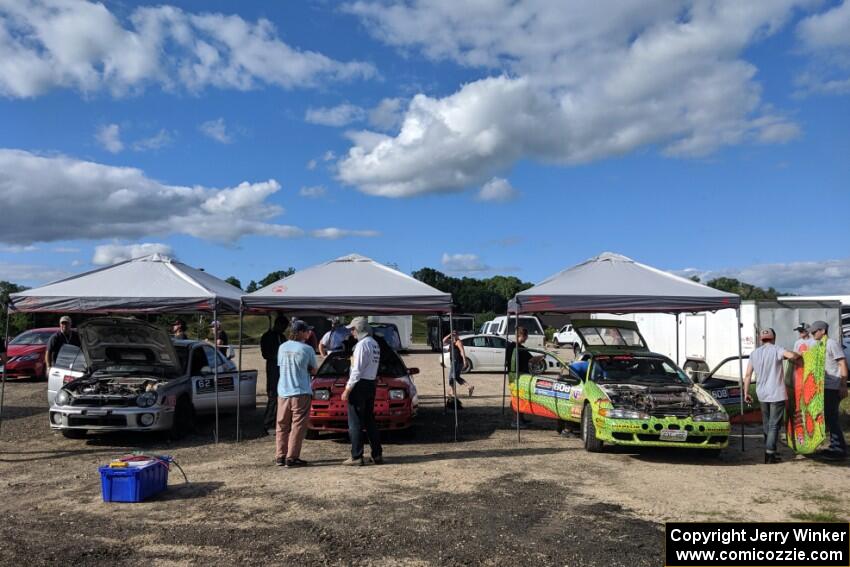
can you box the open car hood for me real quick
[77,317,182,376]
[571,319,649,355]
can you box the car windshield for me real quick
[371,326,401,350]
[591,355,690,385]
[316,339,408,378]
[9,330,55,345]
[579,326,644,347]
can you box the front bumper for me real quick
[49,404,175,432]
[596,415,730,449]
[309,398,416,432]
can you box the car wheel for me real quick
[553,338,561,347]
[61,429,87,439]
[170,396,195,439]
[463,359,473,373]
[683,360,710,381]
[581,404,604,452]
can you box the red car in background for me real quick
[308,338,419,435]
[3,327,58,380]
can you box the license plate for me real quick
[659,429,687,441]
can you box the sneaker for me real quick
[342,456,364,466]
[370,456,384,465]
[286,458,309,467]
[275,457,286,467]
[467,385,475,398]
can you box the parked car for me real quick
[2,327,58,380]
[509,319,730,453]
[441,333,509,372]
[48,317,257,438]
[552,324,581,350]
[370,322,403,352]
[479,320,499,335]
[491,315,546,348]
[309,337,419,435]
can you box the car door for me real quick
[47,344,87,406]
[484,336,507,371]
[191,344,239,412]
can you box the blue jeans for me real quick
[760,401,785,454]
[347,380,382,460]
[824,389,847,456]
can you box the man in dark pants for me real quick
[341,317,383,465]
[261,315,289,434]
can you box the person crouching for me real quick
[275,320,317,468]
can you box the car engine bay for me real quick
[601,384,720,416]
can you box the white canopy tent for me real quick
[505,252,745,447]
[3,254,244,442]
[240,254,460,440]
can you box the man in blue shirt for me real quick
[275,320,317,468]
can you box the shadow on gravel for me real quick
[0,446,117,462]
[0,404,45,420]
[153,481,224,501]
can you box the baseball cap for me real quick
[793,322,809,332]
[291,320,313,333]
[759,328,776,341]
[809,320,828,333]
[59,315,72,324]
[346,316,371,334]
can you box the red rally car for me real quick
[3,327,59,380]
[308,338,419,434]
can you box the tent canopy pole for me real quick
[736,307,745,451]
[213,304,219,444]
[236,302,244,442]
[0,305,10,439]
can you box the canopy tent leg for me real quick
[674,313,680,366]
[515,309,520,443]
[213,305,219,444]
[448,311,458,442]
[236,303,244,442]
[440,314,447,415]
[501,309,508,416]
[736,307,745,451]
[0,306,9,439]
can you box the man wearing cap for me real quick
[209,320,229,356]
[261,315,289,434]
[172,318,188,340]
[793,323,815,353]
[275,320,317,467]
[743,328,800,464]
[45,316,81,368]
[341,317,383,465]
[319,316,351,357]
[809,321,848,459]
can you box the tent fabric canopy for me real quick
[8,254,242,313]
[510,252,740,314]
[242,254,452,314]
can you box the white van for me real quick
[479,320,499,335]
[491,315,545,348]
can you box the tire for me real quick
[463,359,473,373]
[683,360,710,382]
[556,419,567,434]
[581,404,604,452]
[170,396,195,439]
[553,337,561,347]
[61,429,87,439]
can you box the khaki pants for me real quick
[276,395,311,460]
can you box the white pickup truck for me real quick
[552,324,581,350]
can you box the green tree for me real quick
[258,268,296,288]
[412,268,533,314]
[0,281,31,337]
[225,276,242,290]
[246,280,259,293]
[704,277,781,300]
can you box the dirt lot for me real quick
[1,345,848,566]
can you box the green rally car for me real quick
[508,319,731,452]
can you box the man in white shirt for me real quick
[793,323,815,353]
[744,328,800,464]
[341,317,383,466]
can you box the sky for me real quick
[0,0,849,295]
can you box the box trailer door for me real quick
[685,315,706,360]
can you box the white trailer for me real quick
[368,315,413,350]
[594,299,841,378]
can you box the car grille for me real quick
[68,415,127,427]
[649,409,692,418]
[71,397,135,407]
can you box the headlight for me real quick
[599,408,649,419]
[389,389,406,400]
[694,411,728,422]
[56,390,71,406]
[136,391,157,408]
[313,389,330,401]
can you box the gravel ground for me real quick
[0,345,846,566]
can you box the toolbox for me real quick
[99,457,170,502]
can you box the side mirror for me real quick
[408,367,420,375]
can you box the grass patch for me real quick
[799,493,841,505]
[789,510,847,522]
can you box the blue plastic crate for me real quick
[99,459,169,502]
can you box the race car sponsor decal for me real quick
[535,380,553,390]
[535,380,573,399]
[570,406,582,418]
[571,389,581,400]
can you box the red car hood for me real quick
[6,344,46,357]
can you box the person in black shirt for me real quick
[171,318,188,340]
[210,320,229,356]
[260,315,289,433]
[45,315,81,367]
[505,326,541,373]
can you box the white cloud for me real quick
[339,1,808,197]
[199,118,232,144]
[0,0,376,98]
[681,257,850,296]
[797,0,850,49]
[323,150,336,161]
[368,97,404,131]
[795,1,850,97]
[305,103,366,127]
[92,242,173,265]
[0,148,379,245]
[476,177,518,202]
[306,159,317,170]
[299,185,327,198]
[0,244,38,252]
[53,247,80,253]
[0,262,71,285]
[132,128,173,151]
[441,252,490,273]
[95,123,123,153]
[311,228,380,239]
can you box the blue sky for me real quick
[0,0,848,295]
